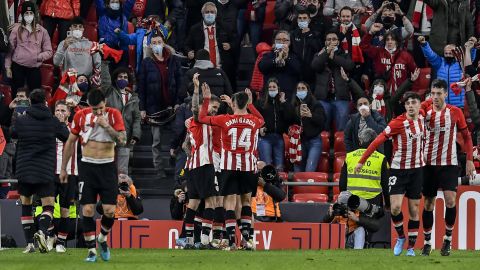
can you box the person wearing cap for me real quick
[5,1,52,96]
[137,30,183,178]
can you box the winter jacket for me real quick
[97,0,135,51]
[11,104,69,184]
[254,95,293,135]
[250,42,272,92]
[5,24,53,68]
[170,98,193,150]
[291,94,325,140]
[137,53,183,114]
[118,28,152,73]
[421,41,477,108]
[365,13,414,47]
[40,0,80,20]
[310,48,356,101]
[181,60,233,98]
[323,0,373,26]
[54,37,101,76]
[344,110,387,153]
[258,51,302,100]
[290,28,322,84]
[361,33,416,94]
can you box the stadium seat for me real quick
[40,64,55,89]
[293,193,328,203]
[316,153,330,173]
[292,172,329,194]
[411,67,431,98]
[332,173,340,196]
[6,190,20,200]
[85,3,98,23]
[84,22,98,42]
[333,155,345,174]
[278,171,288,181]
[129,45,136,71]
[41,85,53,101]
[0,84,13,105]
[333,131,345,153]
[260,0,278,43]
[332,194,340,202]
[320,131,330,154]
[51,29,59,51]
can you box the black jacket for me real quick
[255,95,293,135]
[291,94,325,140]
[11,104,69,184]
[290,28,322,84]
[215,1,239,41]
[170,98,193,150]
[181,63,233,98]
[344,110,387,153]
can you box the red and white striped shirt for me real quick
[55,124,79,175]
[198,99,264,172]
[360,113,425,169]
[424,104,469,166]
[185,118,214,170]
[70,107,125,144]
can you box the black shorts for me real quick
[388,168,423,199]
[187,165,216,199]
[219,170,258,196]
[423,165,460,197]
[18,181,55,198]
[79,161,118,205]
[54,175,79,208]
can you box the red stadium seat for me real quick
[293,193,328,203]
[51,29,59,51]
[84,22,98,42]
[128,45,136,71]
[292,172,329,194]
[128,22,135,34]
[411,67,431,99]
[40,64,55,89]
[260,0,278,43]
[86,3,98,23]
[278,171,288,181]
[321,131,330,154]
[316,153,330,173]
[333,131,345,153]
[6,190,20,200]
[332,194,340,202]
[332,173,341,196]
[0,84,13,105]
[333,155,345,174]
[283,133,290,158]
[41,85,53,101]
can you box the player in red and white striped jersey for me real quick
[356,92,425,256]
[182,73,222,249]
[420,79,475,257]
[198,83,264,250]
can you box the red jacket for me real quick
[40,0,80,20]
[360,33,416,95]
[250,42,272,92]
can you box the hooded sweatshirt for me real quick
[54,37,102,76]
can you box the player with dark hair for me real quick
[355,92,425,257]
[420,79,475,256]
[198,84,264,250]
[61,90,126,262]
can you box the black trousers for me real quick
[11,62,41,96]
[42,16,71,44]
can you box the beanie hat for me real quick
[195,49,210,61]
[21,1,36,16]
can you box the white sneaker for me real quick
[23,243,35,253]
[47,236,55,252]
[56,244,66,253]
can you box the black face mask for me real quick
[307,4,317,15]
[445,56,455,64]
[381,16,395,28]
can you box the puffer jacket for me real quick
[421,41,477,108]
[250,42,272,92]
[254,95,293,135]
[40,0,80,19]
[181,60,233,98]
[97,0,135,51]
[11,104,69,184]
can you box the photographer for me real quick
[9,88,30,114]
[251,161,287,222]
[97,174,143,220]
[170,177,187,220]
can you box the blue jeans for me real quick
[258,133,284,170]
[318,100,351,131]
[294,137,322,172]
[237,6,265,53]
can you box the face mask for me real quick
[341,21,353,27]
[110,2,120,10]
[298,21,309,30]
[269,91,278,98]
[307,4,317,15]
[72,29,83,39]
[78,82,89,92]
[218,0,229,4]
[445,56,455,64]
[152,44,163,55]
[296,91,307,100]
[358,104,370,112]
[386,46,397,54]
[381,16,395,27]
[274,43,284,50]
[373,85,384,96]
[24,15,34,24]
[116,79,128,89]
[203,13,216,25]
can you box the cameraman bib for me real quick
[346,149,384,199]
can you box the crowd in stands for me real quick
[1,0,480,205]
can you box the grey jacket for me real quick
[53,37,101,76]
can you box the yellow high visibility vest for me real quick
[35,196,77,219]
[345,149,385,199]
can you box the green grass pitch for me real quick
[1,249,478,270]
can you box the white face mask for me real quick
[72,29,83,39]
[358,104,370,112]
[24,15,34,24]
[373,85,384,96]
[110,2,120,10]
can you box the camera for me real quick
[332,203,349,217]
[119,181,129,192]
[260,165,279,184]
[458,173,480,186]
[333,191,383,217]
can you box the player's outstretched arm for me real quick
[245,88,265,125]
[355,133,389,173]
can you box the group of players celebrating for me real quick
[356,78,475,257]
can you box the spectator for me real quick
[167,0,187,51]
[97,174,144,220]
[53,17,101,77]
[290,9,322,85]
[0,89,13,197]
[418,35,476,108]
[465,78,480,144]
[250,42,272,92]
[334,6,365,65]
[169,97,193,184]
[365,1,414,47]
[323,0,372,27]
[344,97,387,153]
[185,2,235,86]
[96,0,135,70]
[170,179,187,220]
[5,1,52,96]
[185,0,208,33]
[8,88,30,113]
[274,0,302,31]
[101,66,142,174]
[137,31,183,177]
[421,0,473,55]
[259,30,301,100]
[291,81,325,172]
[237,0,266,51]
[307,0,333,44]
[39,0,80,42]
[252,162,286,222]
[311,31,358,131]
[407,0,433,67]
[216,0,239,40]
[255,78,293,172]
[361,27,416,96]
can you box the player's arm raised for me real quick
[245,88,265,126]
[198,82,222,126]
[192,73,200,121]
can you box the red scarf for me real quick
[412,0,433,29]
[340,23,364,63]
[49,69,83,107]
[90,42,124,63]
[288,125,303,164]
[372,94,386,116]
